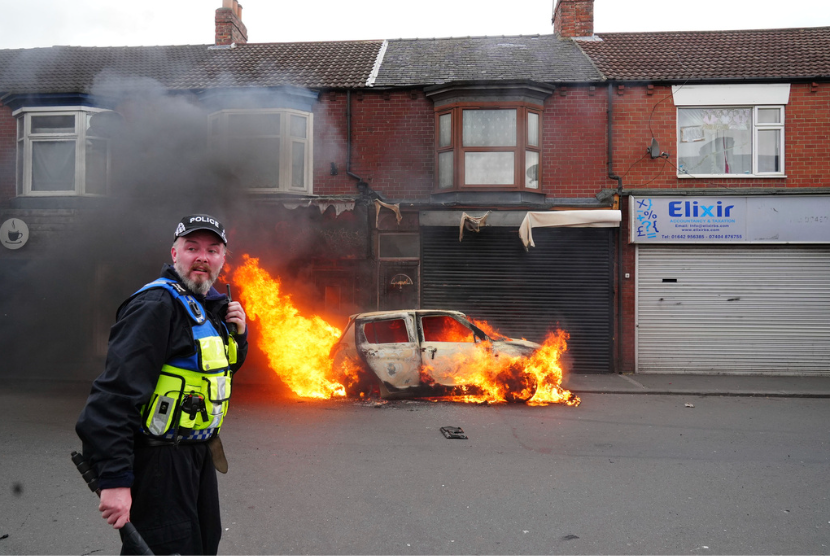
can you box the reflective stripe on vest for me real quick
[134,278,237,441]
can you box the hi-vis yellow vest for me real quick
[135,279,239,443]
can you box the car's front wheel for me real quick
[498,363,538,403]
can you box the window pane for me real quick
[85,139,108,195]
[290,115,307,138]
[17,117,23,140]
[438,151,453,188]
[31,115,75,134]
[230,137,280,188]
[364,319,409,344]
[528,112,539,147]
[32,141,75,191]
[421,316,474,343]
[677,108,751,175]
[463,110,516,147]
[465,152,514,185]
[439,113,452,147]
[757,129,781,173]
[525,151,539,189]
[228,113,280,136]
[291,142,305,188]
[379,234,420,258]
[757,108,781,124]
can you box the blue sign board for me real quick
[630,196,830,243]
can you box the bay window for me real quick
[436,104,541,191]
[16,109,109,196]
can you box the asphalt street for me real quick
[1,379,829,555]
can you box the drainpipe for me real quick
[608,82,624,375]
[346,90,369,195]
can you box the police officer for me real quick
[76,214,248,555]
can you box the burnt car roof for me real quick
[347,309,469,320]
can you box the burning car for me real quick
[330,310,543,402]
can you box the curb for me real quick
[571,389,830,398]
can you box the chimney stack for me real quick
[215,0,248,46]
[552,0,594,38]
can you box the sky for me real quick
[1,0,829,49]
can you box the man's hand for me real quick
[99,487,131,529]
[226,300,247,335]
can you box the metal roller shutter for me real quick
[637,245,830,374]
[422,226,614,373]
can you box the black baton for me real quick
[226,284,237,335]
[71,451,154,555]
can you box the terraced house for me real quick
[1,0,829,381]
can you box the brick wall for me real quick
[542,85,610,197]
[0,102,16,202]
[314,86,614,201]
[313,90,435,200]
[607,82,830,189]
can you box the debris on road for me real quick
[440,426,467,439]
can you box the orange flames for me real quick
[233,255,344,399]
[233,256,579,406]
[419,330,579,406]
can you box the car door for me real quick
[355,315,421,391]
[418,314,487,386]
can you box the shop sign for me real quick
[630,196,830,244]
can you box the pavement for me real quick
[561,372,830,398]
[13,372,830,400]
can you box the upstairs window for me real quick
[15,110,109,196]
[677,106,784,177]
[673,84,790,178]
[209,109,313,194]
[436,104,541,191]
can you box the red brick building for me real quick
[1,0,828,379]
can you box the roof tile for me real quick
[577,27,830,81]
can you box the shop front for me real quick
[631,195,830,375]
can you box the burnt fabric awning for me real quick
[519,210,621,249]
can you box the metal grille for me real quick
[422,226,614,373]
[637,245,830,374]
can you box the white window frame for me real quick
[14,107,111,197]
[676,105,785,178]
[209,108,313,194]
[673,84,789,179]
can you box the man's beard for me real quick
[174,260,219,296]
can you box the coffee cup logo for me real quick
[1,219,29,250]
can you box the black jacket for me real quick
[75,265,248,489]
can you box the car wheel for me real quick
[332,347,377,398]
[498,362,538,403]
